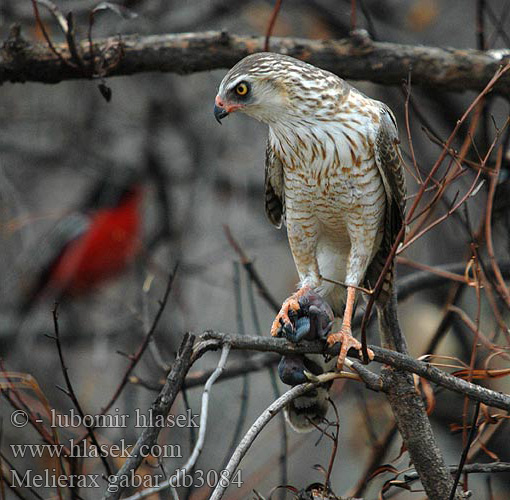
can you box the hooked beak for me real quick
[214,95,236,124]
[214,104,229,124]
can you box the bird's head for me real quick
[214,53,345,125]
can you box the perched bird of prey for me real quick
[215,53,405,430]
[18,171,144,314]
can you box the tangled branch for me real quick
[103,333,195,500]
[197,331,510,411]
[1,29,510,97]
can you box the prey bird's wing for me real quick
[264,139,285,228]
[365,105,406,297]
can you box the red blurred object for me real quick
[49,188,142,294]
[20,175,144,313]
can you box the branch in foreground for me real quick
[404,462,510,480]
[122,344,231,500]
[396,261,510,302]
[209,382,320,500]
[372,348,510,411]
[51,305,112,477]
[196,332,510,411]
[131,352,278,392]
[2,29,510,96]
[135,261,510,392]
[101,265,178,415]
[184,352,278,389]
[382,366,459,499]
[103,333,195,500]
[375,290,458,500]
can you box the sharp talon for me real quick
[363,347,375,364]
[326,332,342,347]
[336,358,345,372]
[271,288,311,339]
[326,328,363,372]
[282,321,294,337]
[270,319,281,337]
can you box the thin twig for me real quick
[403,73,423,183]
[350,0,357,31]
[223,226,279,312]
[325,399,340,491]
[398,166,483,253]
[350,423,399,497]
[449,403,481,500]
[0,363,67,454]
[50,304,112,477]
[246,276,288,496]
[30,0,71,67]
[0,449,43,499]
[396,261,510,303]
[361,62,510,344]
[397,257,468,284]
[181,387,196,500]
[484,146,510,307]
[122,344,231,500]
[485,1,510,46]
[101,264,178,414]
[461,251,482,491]
[264,0,283,52]
[103,333,195,500]
[196,332,510,411]
[221,263,250,470]
[209,382,319,500]
[403,461,510,480]
[448,305,507,356]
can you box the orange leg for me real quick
[326,286,374,371]
[271,285,312,337]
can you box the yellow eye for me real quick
[235,82,249,96]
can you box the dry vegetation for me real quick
[1,1,510,499]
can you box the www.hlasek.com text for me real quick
[11,439,182,459]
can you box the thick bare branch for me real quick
[376,294,460,499]
[103,333,195,500]
[382,366,461,499]
[396,261,510,302]
[405,462,510,479]
[209,382,319,500]
[122,344,231,500]
[2,29,510,96]
[197,332,510,412]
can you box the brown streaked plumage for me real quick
[214,52,406,432]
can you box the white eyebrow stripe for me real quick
[224,75,249,93]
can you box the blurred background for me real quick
[1,0,510,498]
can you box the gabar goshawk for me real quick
[214,53,406,431]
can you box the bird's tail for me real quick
[284,384,331,433]
[280,352,336,432]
